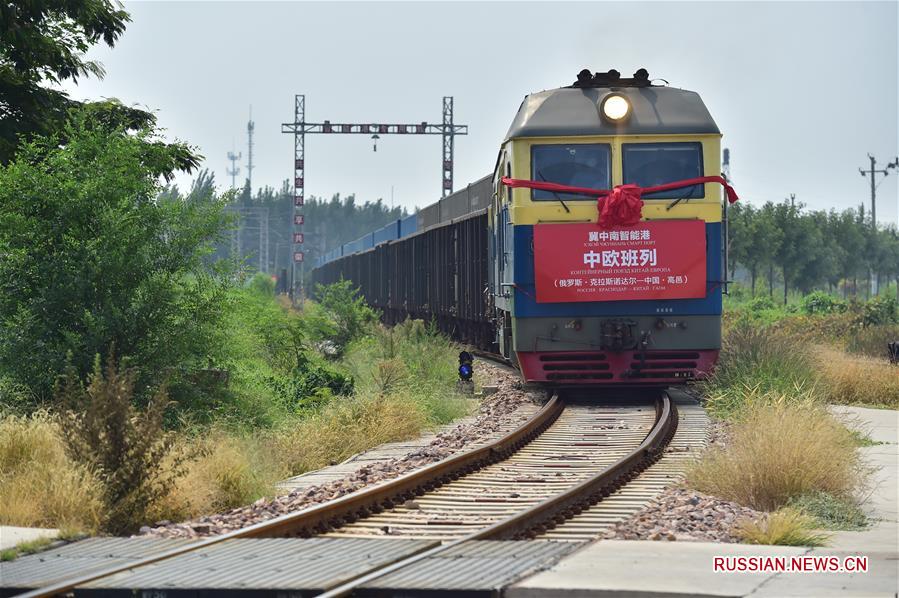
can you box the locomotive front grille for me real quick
[539,353,614,380]
[627,351,700,379]
[539,353,608,361]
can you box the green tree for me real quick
[772,199,824,303]
[0,0,143,163]
[0,110,231,403]
[730,203,783,296]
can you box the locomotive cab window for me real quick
[622,142,704,199]
[530,144,611,200]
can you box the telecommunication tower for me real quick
[247,106,255,191]
[226,149,242,189]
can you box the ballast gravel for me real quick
[143,362,540,539]
[601,487,763,543]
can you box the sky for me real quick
[62,1,899,224]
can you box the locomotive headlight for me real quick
[602,94,630,121]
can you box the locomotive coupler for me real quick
[599,319,637,351]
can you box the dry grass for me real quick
[688,397,864,511]
[815,347,899,408]
[155,388,441,522]
[0,412,102,532]
[736,508,830,547]
[154,432,277,522]
[274,392,427,475]
[844,324,899,358]
[0,413,278,531]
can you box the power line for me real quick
[858,154,898,227]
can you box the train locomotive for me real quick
[313,69,738,387]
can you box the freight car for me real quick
[313,69,738,387]
[314,176,494,348]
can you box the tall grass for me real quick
[343,320,471,427]
[0,412,102,532]
[274,393,428,474]
[152,431,279,522]
[701,322,818,419]
[844,324,899,358]
[815,348,899,408]
[688,397,864,512]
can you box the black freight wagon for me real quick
[313,176,494,348]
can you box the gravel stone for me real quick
[600,487,763,543]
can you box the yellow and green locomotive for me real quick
[313,69,737,387]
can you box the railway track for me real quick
[19,386,677,598]
[324,402,659,540]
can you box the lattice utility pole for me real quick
[442,96,456,197]
[280,95,468,298]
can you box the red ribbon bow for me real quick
[501,176,738,229]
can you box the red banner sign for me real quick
[533,220,707,303]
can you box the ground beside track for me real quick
[510,404,899,598]
[144,361,543,538]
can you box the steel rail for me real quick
[18,394,562,598]
[315,391,676,598]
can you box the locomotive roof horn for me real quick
[572,68,654,89]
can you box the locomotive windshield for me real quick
[531,144,611,200]
[623,142,704,199]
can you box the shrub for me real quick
[747,295,778,311]
[312,281,378,354]
[0,412,102,531]
[815,347,899,408]
[59,353,189,534]
[688,397,863,511]
[269,355,354,414]
[372,358,409,395]
[0,377,33,414]
[860,295,898,327]
[736,508,830,546]
[787,491,868,531]
[801,291,847,315]
[247,272,276,297]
